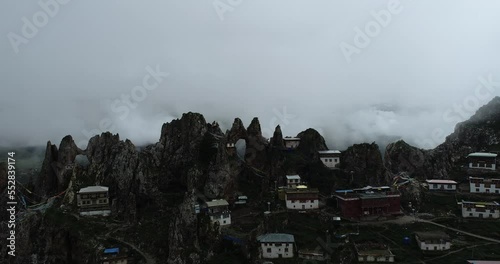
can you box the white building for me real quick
[257,233,295,259]
[205,199,231,226]
[318,150,341,168]
[285,188,319,210]
[461,200,500,219]
[470,177,500,194]
[77,186,111,216]
[426,179,457,191]
[355,243,395,263]
[415,231,451,251]
[283,137,300,149]
[467,152,497,171]
[286,175,301,188]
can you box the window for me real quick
[329,159,332,162]
[476,188,480,192]
[469,213,473,216]
[267,248,271,253]
[335,159,338,162]
[284,248,289,252]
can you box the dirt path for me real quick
[418,219,500,243]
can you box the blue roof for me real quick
[104,248,119,254]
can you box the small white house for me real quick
[469,177,500,194]
[415,231,451,251]
[318,150,341,168]
[205,199,231,226]
[283,137,300,149]
[426,179,457,191]
[467,152,497,171]
[286,175,301,188]
[285,188,319,210]
[461,200,500,219]
[257,233,295,259]
[355,243,395,263]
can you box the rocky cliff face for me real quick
[385,96,500,179]
[296,128,328,158]
[341,143,389,187]
[11,97,500,263]
[4,113,247,264]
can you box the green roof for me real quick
[468,152,497,158]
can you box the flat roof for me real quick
[353,186,391,192]
[462,200,499,206]
[415,231,450,241]
[286,188,319,194]
[257,233,295,243]
[79,186,109,193]
[286,175,301,180]
[205,199,229,207]
[468,153,497,158]
[426,179,457,184]
[318,150,341,154]
[467,261,500,264]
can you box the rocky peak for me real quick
[270,125,285,148]
[341,142,389,186]
[34,141,59,197]
[466,96,500,124]
[247,117,263,138]
[245,118,268,168]
[385,96,500,180]
[384,140,427,177]
[160,112,207,146]
[226,117,247,143]
[296,128,328,158]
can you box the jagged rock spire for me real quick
[271,125,285,148]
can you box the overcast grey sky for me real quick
[1,0,500,150]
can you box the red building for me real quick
[334,191,401,219]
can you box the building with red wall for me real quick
[334,191,401,219]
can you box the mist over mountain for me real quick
[1,1,500,150]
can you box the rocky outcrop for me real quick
[226,118,247,144]
[296,128,328,158]
[270,125,285,149]
[341,143,389,186]
[34,136,82,198]
[245,118,268,169]
[385,96,500,179]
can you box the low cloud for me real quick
[1,0,499,150]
